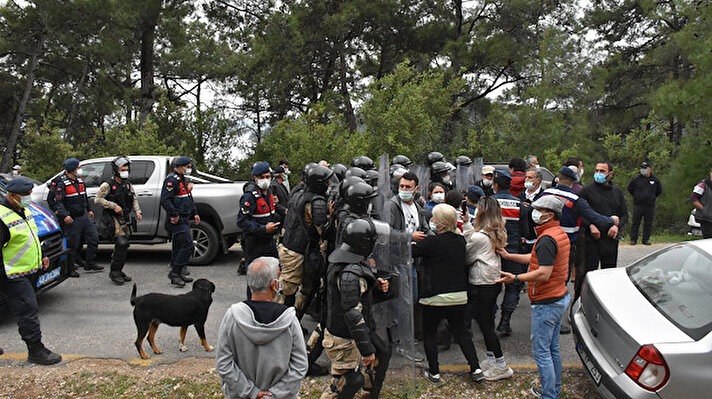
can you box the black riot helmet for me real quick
[351,155,376,171]
[328,218,378,264]
[306,165,334,194]
[455,155,473,166]
[392,155,412,167]
[365,169,380,187]
[331,163,348,182]
[345,182,378,214]
[345,166,368,180]
[426,151,444,166]
[339,176,366,198]
[430,161,450,175]
[302,162,318,181]
[111,155,131,176]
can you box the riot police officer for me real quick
[391,155,413,168]
[290,162,317,197]
[430,161,454,191]
[275,165,332,316]
[0,177,62,365]
[351,155,376,171]
[426,151,445,166]
[237,162,279,269]
[95,156,143,285]
[47,157,102,277]
[160,156,199,288]
[322,219,391,399]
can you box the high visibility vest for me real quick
[0,205,42,279]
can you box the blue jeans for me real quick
[531,294,570,399]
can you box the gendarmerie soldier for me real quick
[322,219,391,399]
[160,156,199,288]
[0,177,61,365]
[237,161,280,270]
[47,157,102,277]
[94,156,143,285]
[275,165,332,317]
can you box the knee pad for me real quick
[116,236,129,249]
[338,370,364,399]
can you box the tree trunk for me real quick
[339,47,357,135]
[1,35,44,172]
[66,61,90,139]
[138,2,161,128]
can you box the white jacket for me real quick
[463,222,502,285]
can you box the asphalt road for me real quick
[0,242,665,371]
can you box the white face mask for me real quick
[429,220,439,232]
[184,168,192,175]
[11,170,19,176]
[272,279,282,301]
[531,209,550,225]
[640,168,649,176]
[524,181,535,190]
[482,178,493,187]
[398,189,414,202]
[119,171,129,179]
[20,195,32,208]
[257,178,270,190]
[432,192,445,203]
[442,175,451,184]
[76,168,85,176]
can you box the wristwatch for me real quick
[514,274,520,283]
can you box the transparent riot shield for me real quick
[371,222,417,383]
[472,157,484,183]
[374,154,390,218]
[456,164,474,193]
[410,164,430,199]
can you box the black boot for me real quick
[83,262,104,273]
[180,266,193,283]
[109,271,125,285]
[68,264,80,278]
[496,310,513,337]
[0,347,4,355]
[27,341,62,365]
[169,272,185,287]
[120,272,132,282]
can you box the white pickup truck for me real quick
[31,156,246,265]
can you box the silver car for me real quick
[572,240,712,398]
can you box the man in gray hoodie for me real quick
[216,257,308,399]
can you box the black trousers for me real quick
[421,303,479,374]
[630,205,655,243]
[700,221,712,239]
[578,236,618,300]
[0,277,42,343]
[468,284,503,358]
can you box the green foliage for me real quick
[20,121,74,181]
[360,62,465,163]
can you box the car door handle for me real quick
[137,191,153,197]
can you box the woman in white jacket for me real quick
[462,196,514,381]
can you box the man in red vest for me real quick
[496,195,569,399]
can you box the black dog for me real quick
[130,279,216,359]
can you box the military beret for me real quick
[466,185,485,202]
[5,177,34,194]
[63,157,80,172]
[558,166,578,181]
[174,156,193,167]
[252,161,271,176]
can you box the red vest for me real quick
[528,220,570,303]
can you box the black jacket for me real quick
[270,178,289,222]
[627,174,662,206]
[412,231,468,299]
[580,182,628,234]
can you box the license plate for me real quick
[577,341,602,385]
[36,267,61,287]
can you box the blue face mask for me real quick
[398,189,414,202]
[593,172,607,184]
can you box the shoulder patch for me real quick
[167,182,173,186]
[244,202,251,207]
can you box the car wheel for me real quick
[189,221,219,265]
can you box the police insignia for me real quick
[244,202,251,207]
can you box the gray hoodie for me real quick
[216,302,307,399]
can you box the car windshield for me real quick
[627,243,712,341]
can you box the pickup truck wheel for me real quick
[189,222,219,265]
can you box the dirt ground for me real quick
[0,357,600,399]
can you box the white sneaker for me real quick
[480,357,495,371]
[483,365,514,381]
[423,369,441,383]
